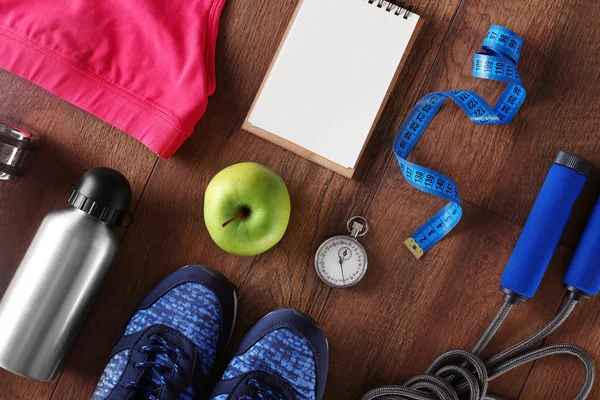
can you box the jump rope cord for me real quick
[359,297,595,400]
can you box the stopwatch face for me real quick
[315,235,368,288]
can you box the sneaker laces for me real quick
[238,378,285,400]
[123,334,189,400]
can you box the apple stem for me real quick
[222,206,251,228]
[222,213,244,228]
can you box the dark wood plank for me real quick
[318,168,569,399]
[518,296,600,399]
[375,0,600,398]
[49,0,465,398]
[4,0,597,399]
[0,71,157,400]
[515,3,600,385]
[386,0,600,246]
[484,0,600,248]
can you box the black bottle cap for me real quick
[554,151,593,177]
[68,167,132,226]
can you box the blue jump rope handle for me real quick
[500,152,592,301]
[565,194,600,297]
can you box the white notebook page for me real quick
[249,0,420,169]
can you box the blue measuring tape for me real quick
[396,25,526,259]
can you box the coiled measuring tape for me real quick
[396,25,526,259]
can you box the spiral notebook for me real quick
[243,0,422,178]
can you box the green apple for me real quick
[204,162,291,256]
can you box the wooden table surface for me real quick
[1,0,600,399]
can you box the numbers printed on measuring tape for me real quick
[396,25,526,260]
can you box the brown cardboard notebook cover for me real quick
[243,0,423,178]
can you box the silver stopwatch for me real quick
[314,216,369,288]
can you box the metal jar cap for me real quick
[0,121,38,181]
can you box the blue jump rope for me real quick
[361,25,598,400]
[362,150,597,400]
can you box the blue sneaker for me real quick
[210,308,329,400]
[92,265,238,400]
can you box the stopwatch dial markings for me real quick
[317,238,367,287]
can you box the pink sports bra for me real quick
[0,0,227,158]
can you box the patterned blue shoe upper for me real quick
[93,350,130,400]
[92,265,237,400]
[210,309,329,400]
[222,329,316,399]
[124,283,221,377]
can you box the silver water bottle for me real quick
[0,167,131,381]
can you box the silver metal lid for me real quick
[0,121,38,181]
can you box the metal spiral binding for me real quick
[366,0,413,19]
